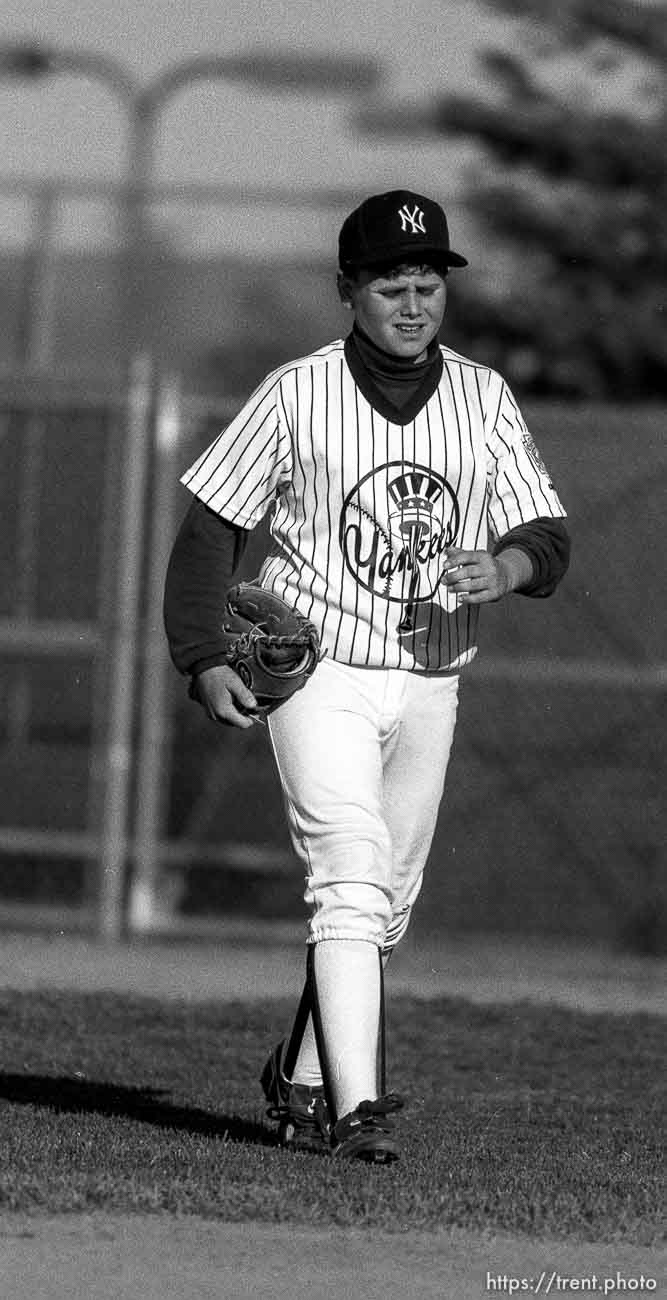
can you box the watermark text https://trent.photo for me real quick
[485,1270,658,1295]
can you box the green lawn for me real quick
[0,991,663,1242]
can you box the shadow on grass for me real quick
[0,1071,273,1149]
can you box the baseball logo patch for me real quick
[339,461,460,628]
[522,433,553,487]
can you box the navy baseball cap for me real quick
[339,190,468,271]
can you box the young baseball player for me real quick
[164,190,570,1163]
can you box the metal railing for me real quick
[0,365,288,938]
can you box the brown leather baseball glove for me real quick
[215,581,323,713]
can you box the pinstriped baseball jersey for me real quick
[181,339,566,671]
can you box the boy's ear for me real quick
[337,271,354,309]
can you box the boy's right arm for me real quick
[163,498,260,728]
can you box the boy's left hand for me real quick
[441,547,532,603]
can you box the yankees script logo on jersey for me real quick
[182,340,565,672]
[340,464,460,634]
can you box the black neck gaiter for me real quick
[350,323,441,410]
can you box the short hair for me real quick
[340,259,449,281]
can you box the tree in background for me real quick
[437,0,666,398]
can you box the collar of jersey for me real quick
[344,331,444,426]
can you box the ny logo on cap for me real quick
[398,204,426,235]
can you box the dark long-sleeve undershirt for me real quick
[493,518,570,599]
[163,498,250,676]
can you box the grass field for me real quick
[0,989,663,1245]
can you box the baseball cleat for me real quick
[331,1094,404,1164]
[260,1039,331,1149]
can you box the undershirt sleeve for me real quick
[493,517,571,598]
[163,497,250,675]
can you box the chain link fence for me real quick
[0,374,663,949]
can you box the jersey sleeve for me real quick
[181,369,294,527]
[484,372,566,541]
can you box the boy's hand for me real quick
[191,664,260,728]
[442,547,533,603]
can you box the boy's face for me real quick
[338,262,448,363]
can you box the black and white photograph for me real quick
[0,1,664,1296]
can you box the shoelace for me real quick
[267,1096,330,1138]
[357,1094,404,1117]
[336,1093,404,1138]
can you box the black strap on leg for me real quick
[282,972,313,1081]
[306,944,337,1123]
[378,946,387,1096]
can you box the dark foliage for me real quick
[436,0,666,398]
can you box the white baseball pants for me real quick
[268,657,459,950]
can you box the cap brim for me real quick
[444,250,468,267]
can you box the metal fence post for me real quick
[128,371,182,932]
[97,352,153,940]
[9,187,58,747]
